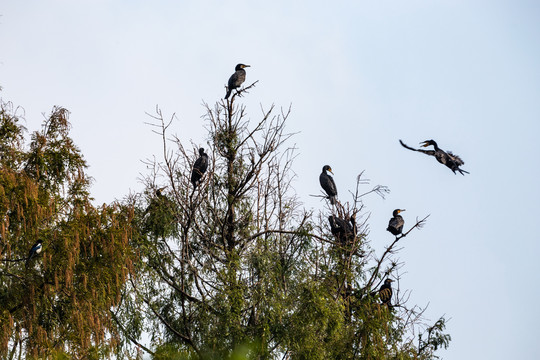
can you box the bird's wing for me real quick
[320,173,337,196]
[193,157,203,170]
[447,151,465,166]
[200,155,209,173]
[389,217,403,229]
[28,244,39,257]
[379,287,392,302]
[229,70,246,88]
[330,177,337,195]
[228,72,238,88]
[399,140,435,156]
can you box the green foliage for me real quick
[0,85,451,359]
[119,89,451,360]
[418,317,452,359]
[0,98,135,358]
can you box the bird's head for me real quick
[393,209,405,216]
[384,279,394,285]
[322,165,333,174]
[156,186,167,197]
[420,140,437,147]
[235,64,250,70]
[199,148,205,155]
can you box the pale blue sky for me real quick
[1,1,539,358]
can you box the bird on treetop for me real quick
[225,64,250,99]
[328,215,355,244]
[387,209,405,236]
[319,165,337,205]
[191,148,209,188]
[156,186,166,197]
[378,278,394,307]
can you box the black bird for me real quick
[191,148,209,188]
[156,186,166,198]
[400,139,469,175]
[225,64,250,99]
[387,209,405,236]
[26,240,43,267]
[329,215,355,244]
[378,279,394,307]
[319,165,337,205]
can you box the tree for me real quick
[122,83,450,359]
[0,99,135,359]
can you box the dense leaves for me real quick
[0,100,134,358]
[117,88,450,359]
[0,86,450,359]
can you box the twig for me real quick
[366,215,430,289]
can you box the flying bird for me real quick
[319,165,337,205]
[26,240,43,267]
[191,148,209,188]
[225,64,250,99]
[400,139,469,175]
[387,209,405,236]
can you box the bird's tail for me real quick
[330,196,337,205]
[458,168,470,175]
[225,88,232,99]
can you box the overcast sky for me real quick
[1,1,539,358]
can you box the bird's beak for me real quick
[420,141,429,147]
[400,209,406,212]
[328,168,334,175]
[243,64,251,68]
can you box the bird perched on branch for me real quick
[225,64,250,99]
[400,139,469,175]
[377,279,394,307]
[26,240,43,267]
[329,215,356,244]
[319,165,337,205]
[155,186,166,198]
[387,209,405,236]
[191,148,209,188]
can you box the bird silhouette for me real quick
[319,165,337,205]
[225,64,250,99]
[387,209,405,236]
[400,139,469,175]
[191,148,209,188]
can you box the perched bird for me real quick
[144,186,167,216]
[225,64,250,99]
[156,186,166,198]
[191,148,209,188]
[387,209,405,236]
[329,215,355,243]
[26,240,43,267]
[319,165,337,205]
[400,139,469,175]
[378,279,394,307]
